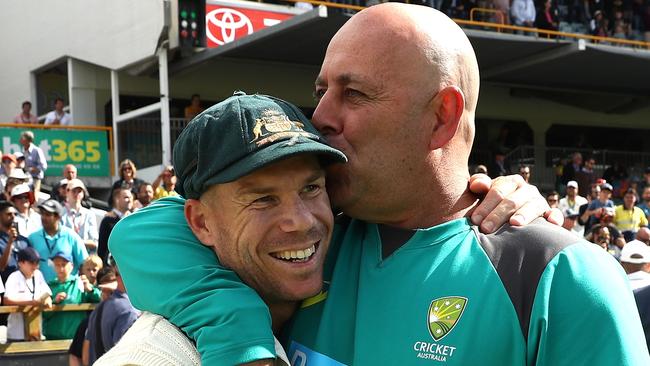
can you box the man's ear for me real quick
[430,86,465,151]
[184,199,214,247]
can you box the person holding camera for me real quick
[0,200,32,284]
[152,165,178,200]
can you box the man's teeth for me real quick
[273,245,316,261]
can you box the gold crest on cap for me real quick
[252,109,310,147]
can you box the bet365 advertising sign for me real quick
[0,128,110,177]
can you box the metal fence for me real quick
[503,145,650,192]
[117,117,189,169]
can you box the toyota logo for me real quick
[206,8,253,46]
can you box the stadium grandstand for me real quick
[1,0,650,364]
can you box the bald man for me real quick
[107,4,646,366]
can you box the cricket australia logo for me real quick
[427,296,467,341]
[252,109,314,147]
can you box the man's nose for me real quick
[312,92,341,138]
[278,197,316,233]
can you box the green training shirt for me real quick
[284,217,649,365]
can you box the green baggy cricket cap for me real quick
[174,92,347,199]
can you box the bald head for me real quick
[637,227,650,244]
[339,4,480,114]
[311,4,481,226]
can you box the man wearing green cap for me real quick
[105,4,650,366]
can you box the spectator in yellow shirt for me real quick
[152,165,178,200]
[615,189,649,242]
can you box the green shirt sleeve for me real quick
[108,196,276,365]
[83,286,101,303]
[528,243,650,365]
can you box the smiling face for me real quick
[193,155,333,304]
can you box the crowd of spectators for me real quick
[323,0,650,42]
[0,144,176,363]
[482,151,650,294]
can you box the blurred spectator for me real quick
[81,255,103,287]
[51,164,78,203]
[488,148,510,178]
[582,182,615,231]
[134,182,154,209]
[615,189,648,241]
[536,0,559,31]
[110,159,144,207]
[152,165,178,200]
[591,10,609,36]
[643,3,650,42]
[493,0,511,24]
[44,97,72,126]
[10,183,41,237]
[3,247,52,341]
[1,169,29,201]
[575,156,596,197]
[12,101,38,124]
[637,227,650,245]
[62,179,98,253]
[85,264,140,364]
[586,206,626,249]
[54,178,68,204]
[620,240,650,290]
[28,199,88,282]
[562,207,583,236]
[0,201,31,283]
[561,152,582,185]
[511,0,536,29]
[0,154,18,193]
[20,130,47,197]
[546,191,560,208]
[44,252,100,340]
[638,167,650,198]
[98,187,133,265]
[559,180,588,236]
[184,94,205,120]
[588,224,623,259]
[611,9,630,39]
[518,165,531,183]
[69,265,114,366]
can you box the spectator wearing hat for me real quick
[0,168,29,202]
[3,247,52,341]
[44,251,100,340]
[110,159,144,207]
[98,186,133,265]
[621,240,650,290]
[559,181,588,234]
[28,199,88,282]
[152,165,178,200]
[84,264,140,364]
[10,183,41,237]
[615,189,649,242]
[51,164,78,203]
[0,200,31,283]
[13,101,38,124]
[0,154,18,193]
[19,130,47,198]
[62,179,98,253]
[582,182,615,232]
